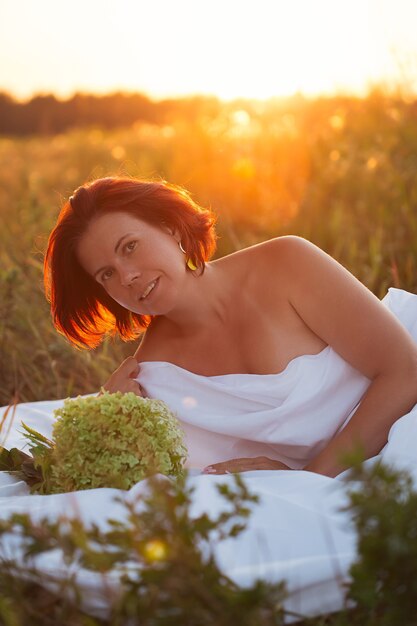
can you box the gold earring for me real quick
[178,241,197,271]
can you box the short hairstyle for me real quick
[43,176,218,350]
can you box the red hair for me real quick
[44,176,217,349]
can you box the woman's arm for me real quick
[274,236,417,478]
[303,370,417,477]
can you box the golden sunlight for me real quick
[0,0,416,100]
[122,0,393,100]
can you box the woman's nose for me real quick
[120,267,141,287]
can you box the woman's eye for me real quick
[101,269,113,281]
[125,241,137,252]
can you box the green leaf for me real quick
[18,421,54,448]
[0,447,13,471]
[0,447,32,472]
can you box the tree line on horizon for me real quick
[0,90,231,135]
[1,87,416,138]
[0,89,373,136]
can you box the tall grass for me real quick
[1,89,417,405]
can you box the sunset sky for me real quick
[1,0,417,101]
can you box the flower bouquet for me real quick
[0,391,188,494]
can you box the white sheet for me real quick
[1,287,417,623]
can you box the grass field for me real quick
[1,88,417,625]
[1,89,417,406]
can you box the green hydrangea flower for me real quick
[46,391,188,493]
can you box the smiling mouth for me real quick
[139,277,159,300]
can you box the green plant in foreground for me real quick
[0,391,188,493]
[0,470,291,626]
[1,450,417,624]
[336,453,417,626]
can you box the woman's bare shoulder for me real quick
[224,235,310,288]
[217,235,306,271]
[248,234,312,260]
[229,235,310,262]
[243,235,333,288]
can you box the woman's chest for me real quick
[138,245,328,376]
[147,288,327,377]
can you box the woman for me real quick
[44,175,417,478]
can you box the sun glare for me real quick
[177,0,392,100]
[0,0,416,101]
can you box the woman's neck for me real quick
[156,261,235,337]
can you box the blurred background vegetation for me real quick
[1,88,417,405]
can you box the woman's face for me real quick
[76,211,189,315]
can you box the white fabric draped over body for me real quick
[138,346,370,471]
[1,288,417,623]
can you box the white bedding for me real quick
[1,287,417,623]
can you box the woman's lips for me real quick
[139,277,160,301]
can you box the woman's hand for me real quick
[98,356,144,397]
[202,456,292,474]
